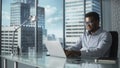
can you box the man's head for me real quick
[85,12,100,33]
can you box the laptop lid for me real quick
[45,40,66,58]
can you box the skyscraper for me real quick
[26,0,38,8]
[10,2,30,26]
[13,0,25,3]
[1,26,42,54]
[38,7,45,28]
[64,0,101,46]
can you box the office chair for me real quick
[109,31,118,59]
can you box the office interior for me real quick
[0,0,120,68]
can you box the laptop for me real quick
[45,40,66,58]
[45,39,81,60]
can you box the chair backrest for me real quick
[109,31,118,59]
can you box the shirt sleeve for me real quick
[66,36,82,51]
[81,32,112,57]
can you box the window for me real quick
[1,0,102,56]
[0,1,102,68]
[64,0,102,47]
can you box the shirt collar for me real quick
[87,27,102,35]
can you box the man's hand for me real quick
[64,50,81,57]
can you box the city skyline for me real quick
[1,0,44,54]
[2,0,63,38]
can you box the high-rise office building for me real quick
[86,0,101,14]
[29,7,45,28]
[64,0,100,46]
[37,7,45,28]
[1,26,42,54]
[10,2,30,26]
[13,0,25,3]
[37,7,47,36]
[37,7,47,51]
[26,0,46,35]
[26,0,38,8]
[1,27,16,54]
[21,26,43,53]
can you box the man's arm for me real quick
[66,36,82,51]
[81,32,112,57]
[65,36,83,57]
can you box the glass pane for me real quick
[2,0,45,56]
[64,0,85,47]
[39,0,64,52]
[64,0,102,48]
[1,0,63,57]
[1,0,101,56]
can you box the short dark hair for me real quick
[85,12,99,22]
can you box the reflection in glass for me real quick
[65,59,117,68]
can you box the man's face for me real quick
[85,17,98,32]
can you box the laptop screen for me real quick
[45,40,66,58]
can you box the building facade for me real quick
[10,2,30,26]
[1,26,18,54]
[1,26,42,54]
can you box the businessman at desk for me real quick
[65,12,112,58]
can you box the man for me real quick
[65,12,112,58]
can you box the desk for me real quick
[0,53,119,68]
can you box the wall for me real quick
[102,0,120,57]
[102,0,111,31]
[110,0,120,57]
[0,0,1,68]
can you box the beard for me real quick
[87,26,100,34]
